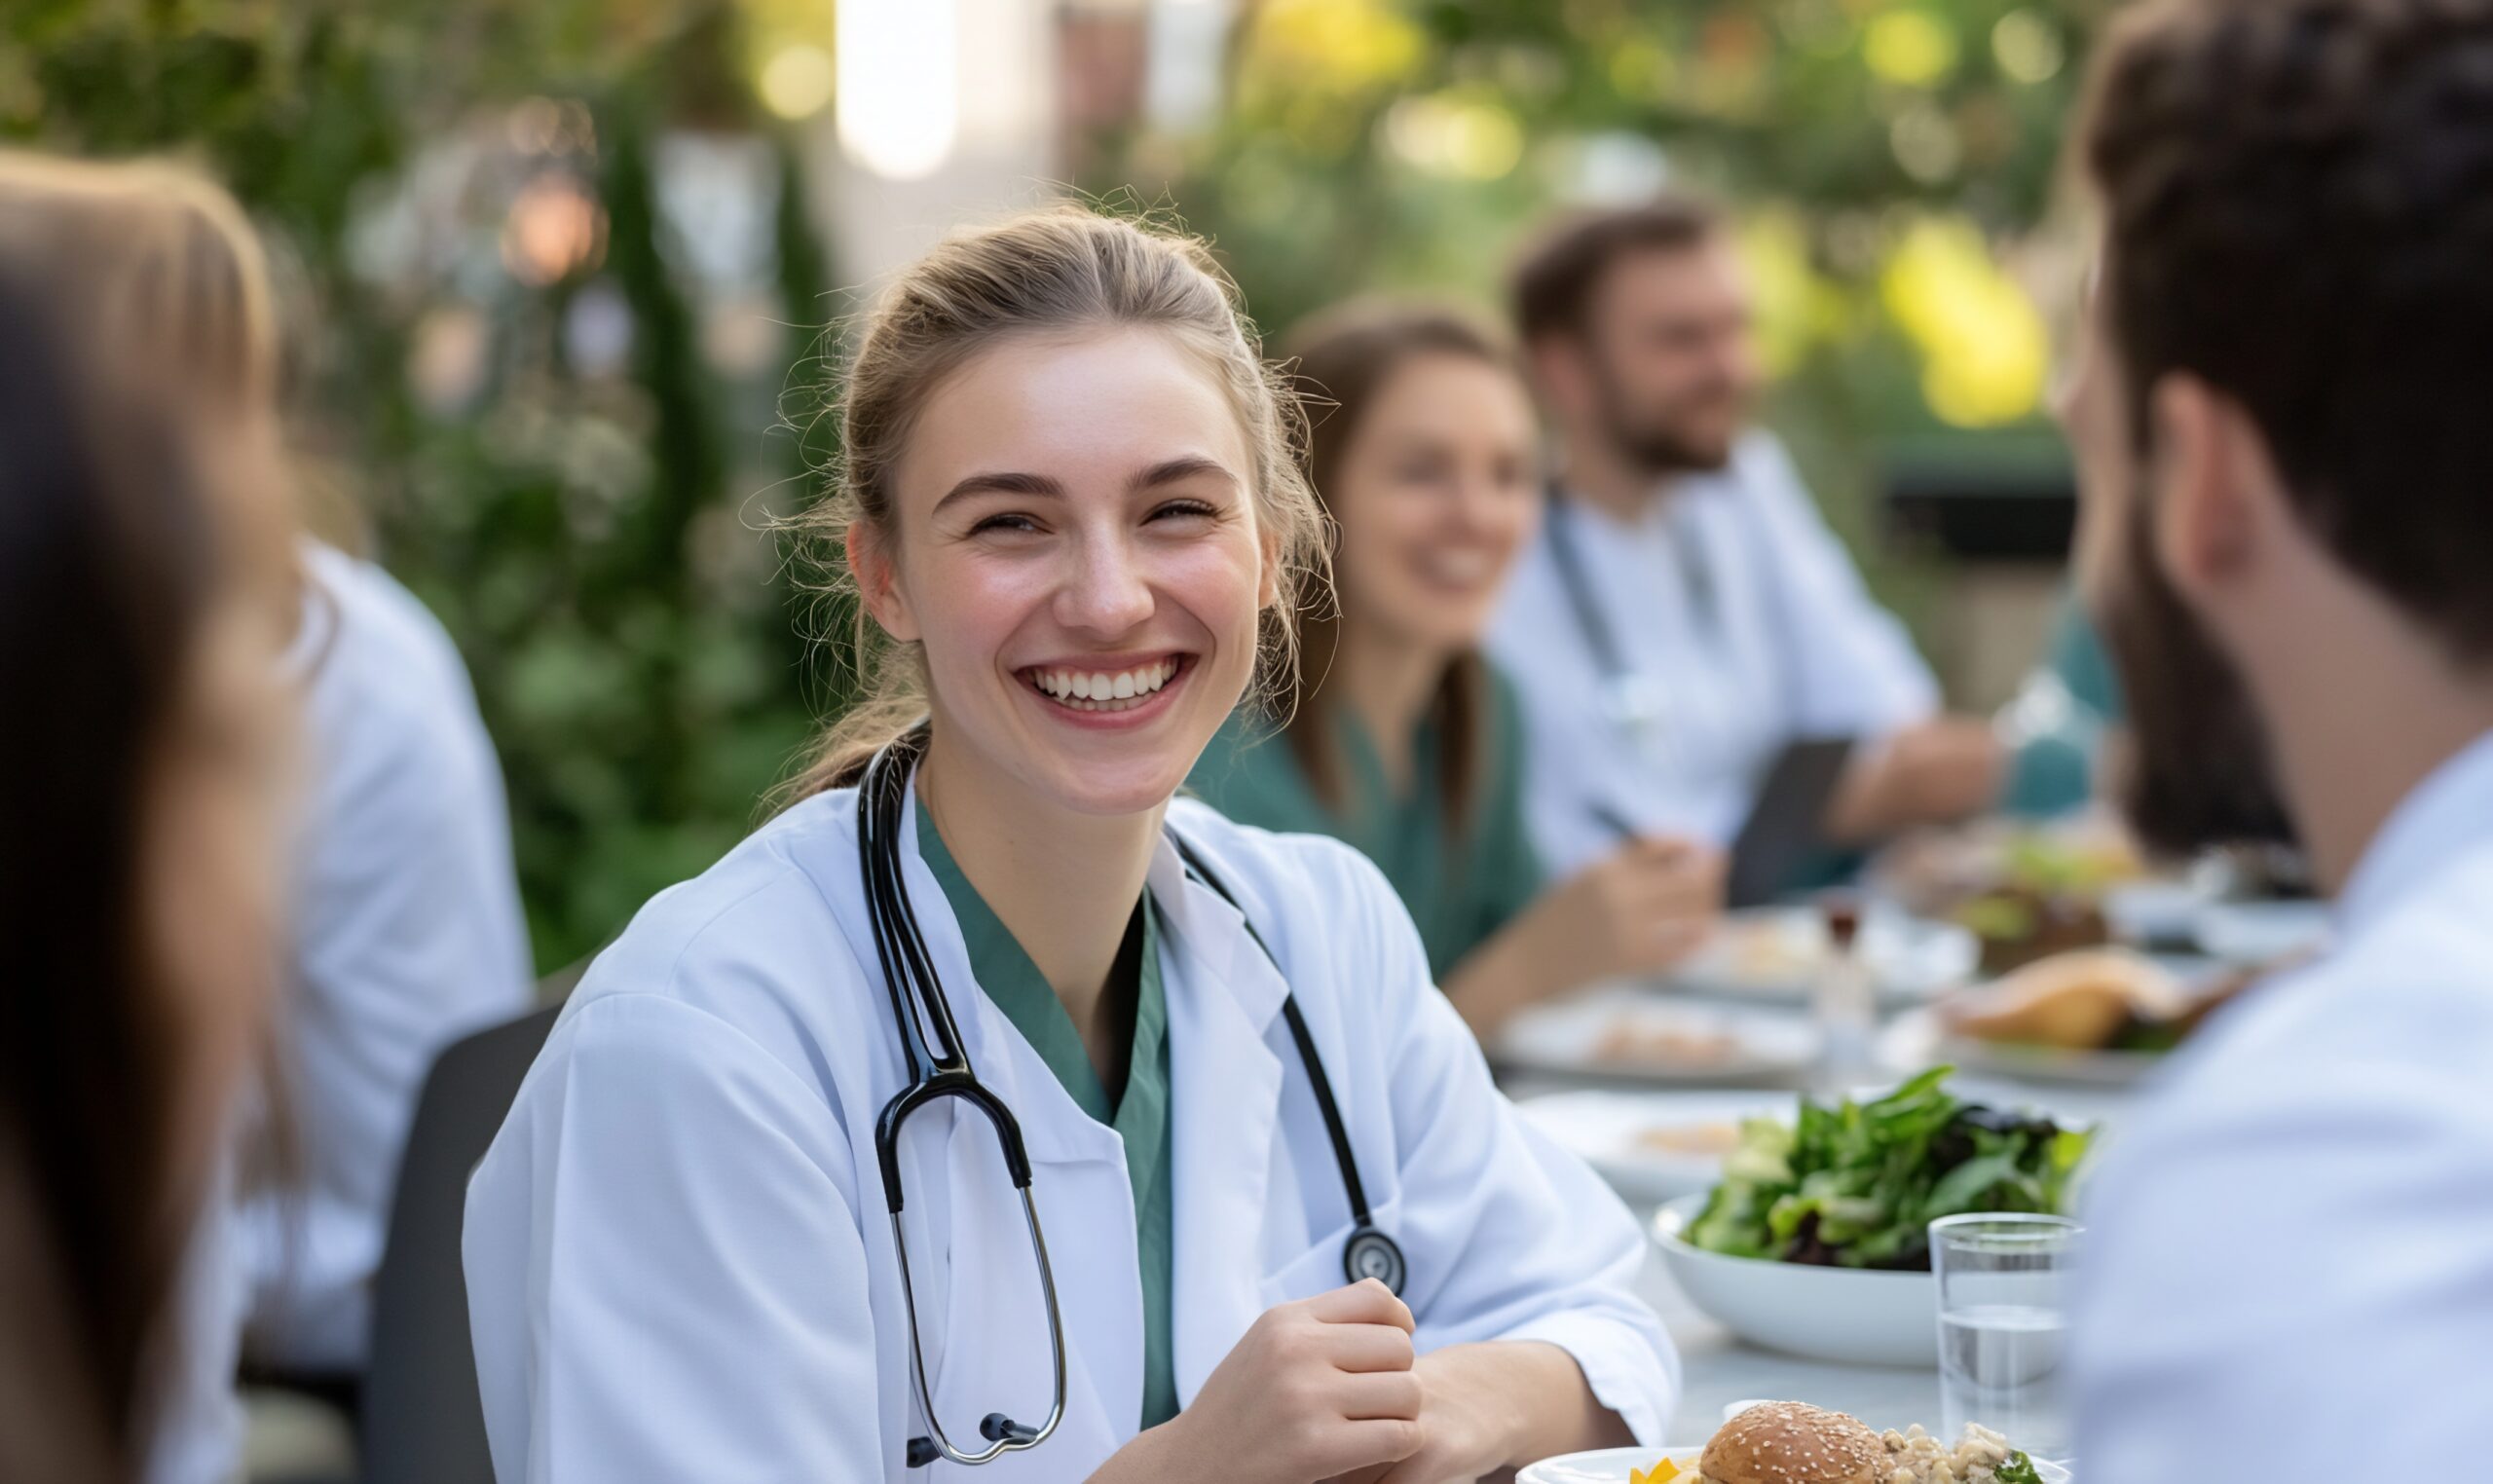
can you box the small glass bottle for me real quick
[1813,891,1874,1090]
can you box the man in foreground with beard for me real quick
[1491,200,2003,876]
[2063,0,2493,1470]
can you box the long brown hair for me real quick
[779,204,1331,799]
[0,154,290,1484]
[1274,301,1521,830]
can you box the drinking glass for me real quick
[1931,1212,2081,1465]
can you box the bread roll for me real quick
[1697,1400,1885,1484]
[1940,947,2185,1049]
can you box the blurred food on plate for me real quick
[1634,1121,1745,1157]
[1938,948,2252,1055]
[1592,1020,1743,1069]
[1873,821,2145,975]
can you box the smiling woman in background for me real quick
[1191,303,1725,1035]
[0,208,292,1482]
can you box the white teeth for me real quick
[1028,658,1180,711]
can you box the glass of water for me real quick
[1931,1212,2081,1465]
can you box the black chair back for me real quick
[361,1005,558,1484]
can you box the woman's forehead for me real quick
[897,327,1253,503]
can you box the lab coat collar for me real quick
[2338,726,2493,938]
[1143,818,1292,1036]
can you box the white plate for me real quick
[2191,899,2330,965]
[1652,1195,1939,1367]
[1666,906,1978,1006]
[1516,1445,1708,1483]
[1879,1008,2166,1089]
[1521,1443,2070,1483]
[1495,989,1821,1085]
[1515,1090,1797,1204]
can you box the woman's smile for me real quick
[1018,651,1197,727]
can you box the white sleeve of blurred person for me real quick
[1736,433,1939,735]
[1736,436,2002,841]
[237,539,534,1372]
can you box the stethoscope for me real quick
[858,724,1405,1469]
[1541,478,1714,764]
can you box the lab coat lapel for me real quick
[1151,839,1291,1404]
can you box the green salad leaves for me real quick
[1991,1452,2045,1484]
[1684,1068,2092,1271]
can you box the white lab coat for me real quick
[242,540,533,1368]
[1487,432,1937,870]
[463,788,1677,1482]
[2070,728,2493,1474]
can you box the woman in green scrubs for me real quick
[1192,303,1723,1034]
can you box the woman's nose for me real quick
[1056,535,1155,635]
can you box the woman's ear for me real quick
[1257,519,1286,610]
[846,519,919,643]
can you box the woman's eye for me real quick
[969,512,1043,536]
[1148,499,1218,523]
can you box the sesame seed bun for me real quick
[1697,1401,1885,1484]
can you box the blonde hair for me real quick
[0,152,280,416]
[0,151,293,612]
[782,204,1331,798]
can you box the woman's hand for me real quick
[1110,1280,1422,1484]
[1326,1342,1634,1484]
[1445,837,1724,1034]
[1544,836,1726,983]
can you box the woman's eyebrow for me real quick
[1129,455,1239,493]
[933,469,1063,514]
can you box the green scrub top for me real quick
[1188,670,1544,981]
[914,811,1179,1431]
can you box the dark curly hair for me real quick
[2082,0,2493,663]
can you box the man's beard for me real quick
[1596,375,1741,477]
[2094,472,2300,858]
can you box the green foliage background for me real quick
[5,0,2105,972]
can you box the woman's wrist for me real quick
[1431,1339,1626,1468]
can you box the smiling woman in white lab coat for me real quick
[462,206,1676,1483]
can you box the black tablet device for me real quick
[1725,736,1857,909]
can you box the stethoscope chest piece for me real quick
[1343,1225,1407,1292]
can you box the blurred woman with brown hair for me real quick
[0,152,533,1442]
[0,192,295,1481]
[1190,302,1725,1036]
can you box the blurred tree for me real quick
[1089,0,2112,631]
[4,0,837,970]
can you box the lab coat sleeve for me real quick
[2071,1061,2493,1475]
[1740,436,1939,737]
[463,992,881,1484]
[1334,852,1680,1444]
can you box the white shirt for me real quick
[2070,727,2493,1475]
[463,789,1678,1481]
[239,541,533,1370]
[1488,432,1938,869]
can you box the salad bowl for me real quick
[1652,1196,1939,1366]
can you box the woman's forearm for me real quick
[1438,923,1566,1039]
